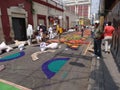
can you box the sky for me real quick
[91,0,100,14]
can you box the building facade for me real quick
[63,0,91,25]
[99,0,120,71]
[66,4,90,18]
[63,0,91,19]
[0,0,78,43]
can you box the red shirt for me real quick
[104,26,115,36]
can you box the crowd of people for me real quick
[91,20,115,59]
[26,20,115,60]
[26,23,63,45]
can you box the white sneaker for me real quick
[97,56,100,59]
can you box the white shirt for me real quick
[48,27,53,33]
[27,24,33,37]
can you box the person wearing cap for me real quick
[93,20,104,59]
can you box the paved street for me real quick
[1,32,120,90]
[0,34,92,90]
[1,0,120,90]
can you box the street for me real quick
[0,33,92,90]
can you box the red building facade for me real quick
[0,0,33,43]
[0,0,65,43]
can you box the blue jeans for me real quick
[91,31,94,38]
[94,38,102,57]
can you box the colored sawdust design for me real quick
[0,79,31,90]
[0,82,20,90]
[31,50,55,61]
[66,44,79,50]
[42,58,70,79]
[0,51,25,62]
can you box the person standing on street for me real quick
[104,21,115,53]
[93,21,104,59]
[75,25,79,31]
[36,24,43,43]
[48,26,53,39]
[26,24,34,45]
[56,24,63,43]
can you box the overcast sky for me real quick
[91,0,100,14]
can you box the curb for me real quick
[87,57,97,90]
[87,57,104,90]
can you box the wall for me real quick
[0,9,4,43]
[107,1,120,71]
[65,10,78,28]
[33,0,78,30]
[0,0,79,43]
[0,0,33,43]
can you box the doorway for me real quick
[12,17,27,41]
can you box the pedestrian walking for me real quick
[93,20,104,59]
[104,21,115,53]
[81,25,84,37]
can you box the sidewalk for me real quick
[88,44,120,90]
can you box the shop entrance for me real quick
[12,17,27,41]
